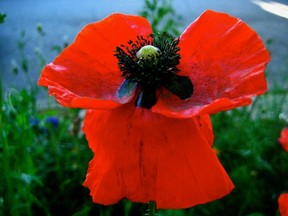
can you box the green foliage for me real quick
[0,13,6,24]
[140,0,182,36]
[0,86,91,216]
[16,31,29,75]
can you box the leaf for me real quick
[51,45,62,54]
[21,59,29,73]
[157,7,170,20]
[146,0,157,11]
[0,13,7,24]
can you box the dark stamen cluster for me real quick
[114,33,193,109]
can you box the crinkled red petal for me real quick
[38,14,152,109]
[153,10,270,118]
[278,193,288,216]
[198,114,214,146]
[278,128,288,152]
[82,105,233,209]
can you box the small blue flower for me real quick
[45,116,59,127]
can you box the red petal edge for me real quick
[278,193,288,216]
[82,105,233,209]
[38,13,152,109]
[278,128,288,152]
[153,10,270,118]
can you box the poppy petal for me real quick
[83,105,233,209]
[278,128,288,152]
[197,114,214,146]
[38,14,152,109]
[278,193,288,216]
[153,10,270,118]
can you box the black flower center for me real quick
[114,33,193,109]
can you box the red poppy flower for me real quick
[38,10,269,209]
[279,128,288,152]
[278,193,288,216]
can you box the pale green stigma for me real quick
[136,45,160,60]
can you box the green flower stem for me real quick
[148,200,157,216]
